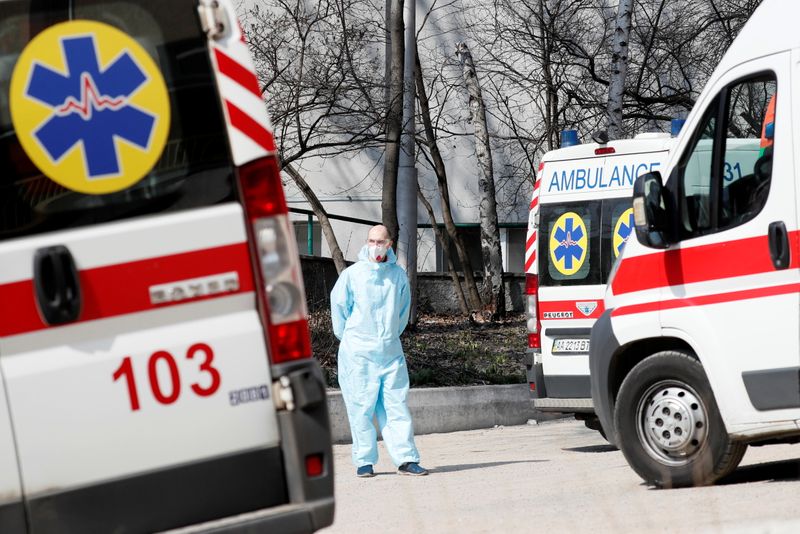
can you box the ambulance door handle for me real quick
[768,221,790,270]
[33,245,82,325]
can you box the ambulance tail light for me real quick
[595,147,615,155]
[237,156,312,364]
[526,274,541,349]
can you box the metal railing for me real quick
[289,207,527,256]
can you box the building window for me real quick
[293,221,321,256]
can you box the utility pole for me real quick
[397,0,417,325]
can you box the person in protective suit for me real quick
[331,225,428,477]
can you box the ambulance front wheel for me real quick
[614,350,747,488]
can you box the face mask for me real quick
[369,244,388,262]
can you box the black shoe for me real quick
[356,465,375,478]
[397,462,428,476]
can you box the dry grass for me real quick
[310,311,527,388]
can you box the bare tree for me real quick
[415,52,483,312]
[244,0,387,269]
[456,42,505,319]
[284,164,347,274]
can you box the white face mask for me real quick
[368,244,388,262]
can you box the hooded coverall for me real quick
[330,245,421,468]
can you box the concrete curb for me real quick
[327,384,567,443]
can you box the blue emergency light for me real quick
[561,130,579,147]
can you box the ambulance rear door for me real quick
[0,2,284,532]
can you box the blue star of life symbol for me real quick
[616,212,635,255]
[25,35,156,178]
[554,217,584,270]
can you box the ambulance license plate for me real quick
[552,338,590,353]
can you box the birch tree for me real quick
[607,0,633,140]
[456,41,505,319]
[415,52,483,312]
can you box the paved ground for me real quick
[320,418,800,533]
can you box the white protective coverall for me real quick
[330,245,421,468]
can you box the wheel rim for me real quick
[635,380,709,467]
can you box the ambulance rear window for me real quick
[539,202,601,286]
[539,197,633,287]
[0,1,234,241]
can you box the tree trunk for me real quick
[456,41,505,319]
[417,188,469,316]
[283,164,347,275]
[382,0,404,244]
[415,52,482,311]
[539,0,559,151]
[607,0,633,140]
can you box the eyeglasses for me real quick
[367,238,389,246]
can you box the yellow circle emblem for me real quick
[10,20,170,195]
[549,212,588,276]
[613,208,635,258]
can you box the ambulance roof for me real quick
[714,0,796,77]
[540,133,673,164]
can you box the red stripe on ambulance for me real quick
[611,231,800,296]
[214,48,262,98]
[0,243,253,337]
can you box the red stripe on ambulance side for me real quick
[0,243,254,337]
[524,252,536,272]
[225,100,277,152]
[611,231,800,296]
[612,282,800,317]
[214,48,262,98]
[539,299,605,320]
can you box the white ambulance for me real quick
[590,0,796,488]
[0,0,333,531]
[524,134,674,435]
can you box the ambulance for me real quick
[590,0,799,488]
[0,0,333,531]
[524,133,674,434]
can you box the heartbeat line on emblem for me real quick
[56,73,127,120]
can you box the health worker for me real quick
[330,225,428,477]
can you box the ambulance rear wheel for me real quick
[614,351,747,488]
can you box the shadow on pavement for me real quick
[562,444,618,454]
[718,458,800,485]
[407,460,548,475]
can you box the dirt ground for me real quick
[309,312,527,388]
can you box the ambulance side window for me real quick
[676,103,717,238]
[719,77,776,228]
[673,73,777,240]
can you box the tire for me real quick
[614,350,747,488]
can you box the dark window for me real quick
[601,197,634,280]
[538,196,637,287]
[439,227,484,273]
[0,1,233,241]
[672,73,776,240]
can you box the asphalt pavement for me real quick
[320,418,800,533]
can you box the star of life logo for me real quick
[10,20,170,195]
[576,301,598,316]
[25,34,156,179]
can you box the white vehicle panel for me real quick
[3,299,278,495]
[0,203,247,284]
[0,376,22,505]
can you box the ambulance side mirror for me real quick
[632,171,670,249]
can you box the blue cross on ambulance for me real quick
[523,130,675,436]
[589,0,800,489]
[0,0,333,532]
